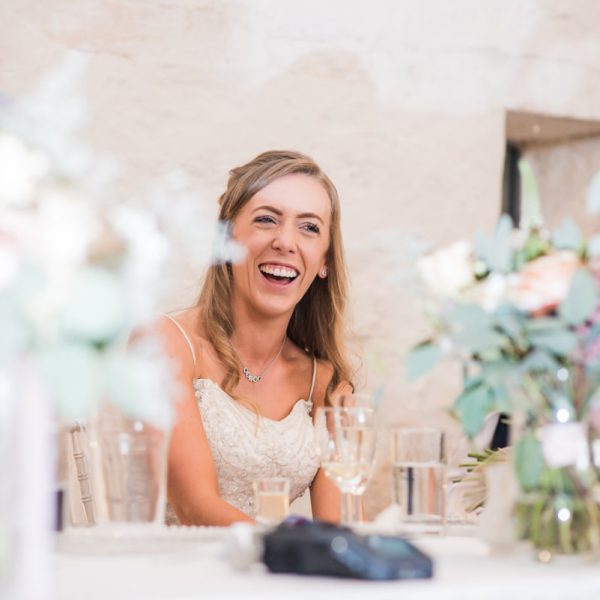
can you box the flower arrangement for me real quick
[0,54,243,427]
[408,162,600,555]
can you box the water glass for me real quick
[391,427,447,533]
[253,477,290,525]
[96,404,169,524]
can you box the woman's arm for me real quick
[153,317,253,526]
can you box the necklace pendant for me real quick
[243,367,261,383]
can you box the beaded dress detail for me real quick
[162,314,320,524]
[192,378,319,518]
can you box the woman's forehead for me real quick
[246,173,331,218]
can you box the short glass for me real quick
[391,427,447,534]
[252,477,290,525]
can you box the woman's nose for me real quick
[272,223,297,253]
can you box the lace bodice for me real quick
[161,315,320,523]
[194,379,320,518]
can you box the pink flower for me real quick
[508,251,580,316]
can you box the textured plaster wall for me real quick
[3,0,600,515]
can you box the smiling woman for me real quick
[150,150,354,526]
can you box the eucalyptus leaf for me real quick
[586,170,600,216]
[518,158,543,229]
[519,350,561,374]
[37,343,100,421]
[514,430,545,491]
[463,375,484,392]
[524,317,565,332]
[453,328,507,354]
[446,303,507,353]
[494,305,523,338]
[454,384,493,438]
[552,218,583,252]
[490,383,511,413]
[588,234,600,258]
[475,215,514,273]
[405,343,442,381]
[447,303,495,331]
[529,328,579,357]
[559,268,599,326]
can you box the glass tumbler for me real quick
[391,427,447,533]
[252,477,290,525]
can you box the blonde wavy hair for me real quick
[197,150,354,404]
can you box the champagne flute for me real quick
[336,392,374,409]
[315,406,376,526]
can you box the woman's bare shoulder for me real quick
[311,359,352,408]
[136,308,208,377]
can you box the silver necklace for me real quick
[238,336,286,383]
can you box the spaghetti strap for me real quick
[162,314,197,369]
[307,356,317,403]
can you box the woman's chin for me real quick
[249,294,299,320]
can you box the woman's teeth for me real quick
[259,265,298,279]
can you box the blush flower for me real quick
[507,250,580,315]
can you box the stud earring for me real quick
[319,267,328,278]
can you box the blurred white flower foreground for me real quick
[0,53,243,427]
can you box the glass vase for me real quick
[513,422,599,559]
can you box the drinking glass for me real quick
[391,427,447,533]
[252,477,290,525]
[315,406,377,526]
[336,392,374,409]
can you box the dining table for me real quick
[52,523,600,600]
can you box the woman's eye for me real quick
[302,222,320,234]
[254,215,276,225]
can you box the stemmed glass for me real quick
[315,406,377,526]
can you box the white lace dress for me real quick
[162,314,320,524]
[193,378,320,518]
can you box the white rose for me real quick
[464,272,508,313]
[0,132,50,207]
[418,240,474,297]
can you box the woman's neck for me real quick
[230,302,291,364]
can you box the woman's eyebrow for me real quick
[297,212,324,224]
[252,204,282,215]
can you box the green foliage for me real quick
[552,218,583,253]
[518,159,543,229]
[559,268,599,326]
[586,171,600,216]
[475,215,514,273]
[454,382,494,438]
[405,342,442,381]
[588,234,600,258]
[446,303,507,353]
[528,328,579,357]
[514,430,545,491]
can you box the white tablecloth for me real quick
[53,527,600,600]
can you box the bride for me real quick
[156,150,354,526]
